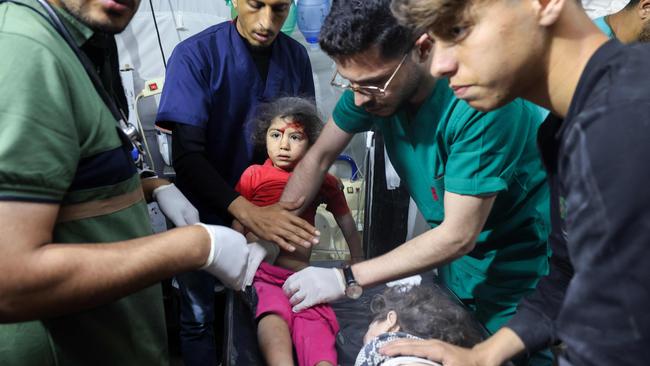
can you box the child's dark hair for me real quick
[251,97,323,151]
[370,285,483,347]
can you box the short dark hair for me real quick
[625,0,641,9]
[251,97,323,152]
[319,0,417,60]
[391,0,475,40]
[370,285,484,347]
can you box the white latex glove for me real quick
[241,241,280,288]
[282,266,346,312]
[153,183,200,227]
[197,223,249,290]
[386,274,422,292]
[242,242,268,289]
[257,240,280,264]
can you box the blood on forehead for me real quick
[276,119,304,134]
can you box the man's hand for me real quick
[228,196,319,252]
[240,241,283,289]
[153,183,200,226]
[380,338,481,366]
[242,242,268,289]
[196,223,249,290]
[282,266,345,312]
[381,327,525,366]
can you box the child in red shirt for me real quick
[235,97,363,366]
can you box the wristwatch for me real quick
[342,265,363,300]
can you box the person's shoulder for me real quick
[173,21,232,54]
[605,42,650,103]
[557,42,650,153]
[0,3,64,58]
[431,81,481,126]
[492,98,545,124]
[444,96,543,144]
[336,90,368,117]
[574,41,650,119]
[275,32,309,59]
[243,163,265,175]
[332,90,377,133]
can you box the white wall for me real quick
[116,0,630,82]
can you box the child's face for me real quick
[266,116,309,171]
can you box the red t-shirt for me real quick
[235,159,350,225]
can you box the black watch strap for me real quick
[343,265,357,285]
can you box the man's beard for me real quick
[637,22,650,43]
[59,1,130,34]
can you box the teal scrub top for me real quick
[333,83,550,332]
[594,16,615,38]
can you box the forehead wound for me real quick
[282,116,304,130]
[285,121,304,131]
[273,118,304,133]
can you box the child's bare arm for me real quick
[335,212,364,263]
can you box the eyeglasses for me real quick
[330,52,410,97]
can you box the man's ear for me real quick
[414,33,433,62]
[533,0,565,26]
[638,0,650,20]
[232,0,239,10]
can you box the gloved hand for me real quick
[257,240,280,264]
[242,242,275,289]
[153,183,200,227]
[196,223,249,290]
[386,274,422,292]
[282,266,346,312]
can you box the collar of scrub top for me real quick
[228,20,288,102]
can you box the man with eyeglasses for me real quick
[280,1,551,363]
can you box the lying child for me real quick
[356,285,483,366]
[235,97,364,366]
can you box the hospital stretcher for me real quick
[221,269,487,366]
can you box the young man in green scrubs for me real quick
[280,1,551,363]
[594,0,650,42]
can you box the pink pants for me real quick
[253,262,339,366]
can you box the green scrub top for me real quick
[594,16,615,38]
[333,83,550,333]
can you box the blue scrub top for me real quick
[156,20,315,189]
